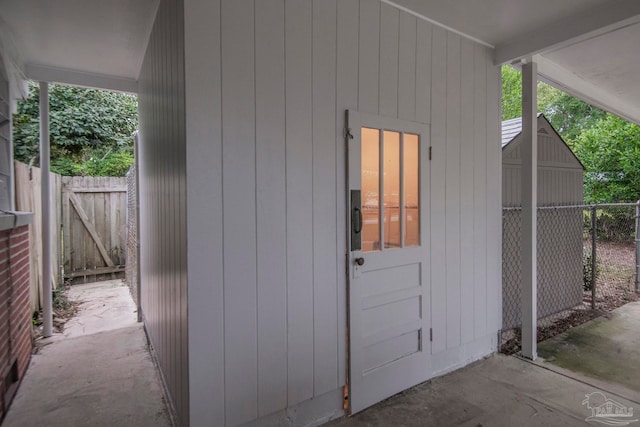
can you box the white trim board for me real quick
[25,64,138,93]
[381,0,494,48]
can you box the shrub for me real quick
[583,249,599,292]
[595,209,635,242]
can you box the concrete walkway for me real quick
[329,354,640,427]
[2,280,171,427]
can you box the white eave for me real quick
[0,0,639,124]
[0,0,159,93]
[387,0,640,125]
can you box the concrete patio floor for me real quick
[3,282,639,427]
[329,354,640,427]
[330,302,640,427]
[538,300,640,394]
[2,280,171,427]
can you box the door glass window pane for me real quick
[383,131,400,249]
[361,128,380,252]
[404,134,420,247]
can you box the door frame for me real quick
[345,109,431,414]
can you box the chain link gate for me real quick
[125,165,138,306]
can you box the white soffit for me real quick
[538,23,640,125]
[0,0,159,92]
[391,0,610,47]
[1,0,639,119]
[390,0,640,124]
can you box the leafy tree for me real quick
[502,66,605,133]
[501,66,560,121]
[572,114,640,203]
[501,66,523,120]
[541,92,606,142]
[12,82,137,176]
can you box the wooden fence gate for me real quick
[62,176,127,283]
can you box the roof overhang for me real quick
[491,0,640,125]
[0,0,159,94]
[0,0,639,122]
[391,0,640,125]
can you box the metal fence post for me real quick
[636,200,640,292]
[591,205,597,309]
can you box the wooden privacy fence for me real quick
[14,161,127,311]
[14,161,62,312]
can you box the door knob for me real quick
[355,257,365,266]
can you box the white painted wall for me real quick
[428,16,502,375]
[183,1,501,425]
[138,0,189,425]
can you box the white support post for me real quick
[40,81,52,338]
[521,60,537,360]
[635,200,640,292]
[134,132,142,323]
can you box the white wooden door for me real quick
[347,110,430,414]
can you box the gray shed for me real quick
[502,114,584,206]
[502,114,585,330]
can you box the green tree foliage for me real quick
[573,114,640,203]
[542,92,606,142]
[12,82,137,176]
[501,65,522,121]
[502,66,640,203]
[502,66,605,130]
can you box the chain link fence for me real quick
[125,165,138,305]
[501,203,640,354]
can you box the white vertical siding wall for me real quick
[430,23,502,374]
[184,0,501,425]
[255,0,288,416]
[184,0,223,423]
[138,0,188,425]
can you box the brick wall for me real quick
[0,225,32,421]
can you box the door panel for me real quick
[347,110,430,414]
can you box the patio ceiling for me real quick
[392,0,640,124]
[1,0,639,124]
[0,0,158,93]
[536,23,640,125]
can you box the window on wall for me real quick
[0,60,11,211]
[361,127,420,252]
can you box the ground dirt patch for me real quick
[31,285,79,350]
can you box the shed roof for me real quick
[501,113,543,148]
[501,113,585,169]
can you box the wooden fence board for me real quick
[14,161,64,311]
[68,192,115,267]
[66,265,125,278]
[15,161,127,309]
